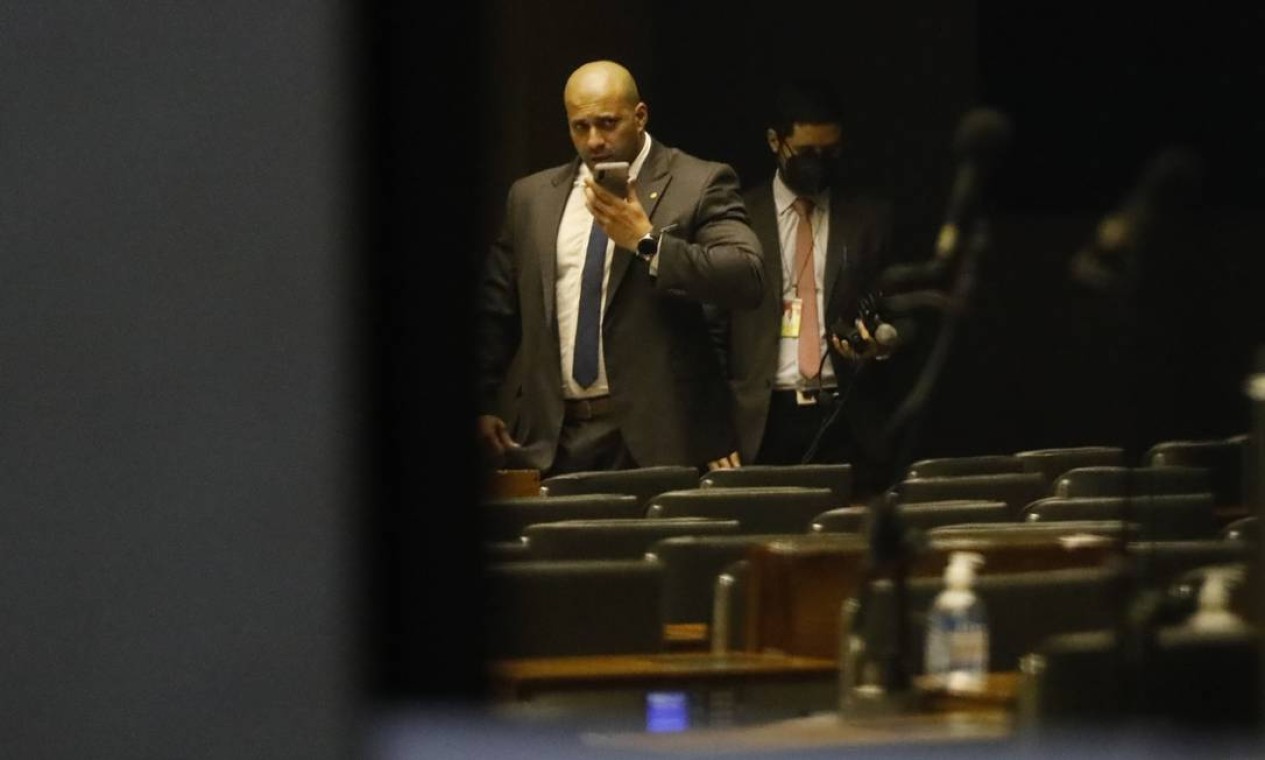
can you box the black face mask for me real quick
[778,144,836,196]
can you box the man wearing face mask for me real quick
[710,79,901,496]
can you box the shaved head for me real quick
[564,60,641,109]
[562,60,648,169]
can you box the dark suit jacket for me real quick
[477,140,764,472]
[719,180,897,463]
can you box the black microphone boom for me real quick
[1069,147,1203,289]
[934,108,1014,261]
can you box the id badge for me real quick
[781,298,802,338]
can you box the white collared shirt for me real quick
[772,172,838,390]
[556,133,654,399]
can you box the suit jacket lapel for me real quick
[605,142,670,308]
[823,194,854,317]
[540,162,578,327]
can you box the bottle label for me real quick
[924,615,988,690]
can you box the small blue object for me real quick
[645,691,689,733]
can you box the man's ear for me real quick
[766,128,781,154]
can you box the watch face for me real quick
[637,235,656,257]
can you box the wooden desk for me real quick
[490,651,837,701]
[663,623,708,650]
[483,469,541,499]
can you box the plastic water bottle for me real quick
[924,551,988,691]
[1186,567,1248,635]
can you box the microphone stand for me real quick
[1071,148,1206,721]
[841,218,993,717]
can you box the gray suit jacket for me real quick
[719,180,896,463]
[477,140,764,471]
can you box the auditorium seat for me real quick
[1144,435,1248,507]
[1024,494,1220,540]
[1222,515,1258,543]
[905,454,1025,479]
[480,493,641,542]
[1025,626,1261,731]
[539,465,699,507]
[1123,541,1253,590]
[810,500,1011,534]
[895,472,1048,516]
[522,517,740,561]
[927,520,1138,542]
[645,486,840,534]
[700,463,853,504]
[1052,466,1211,499]
[485,559,664,658]
[484,540,531,563]
[646,534,784,627]
[1014,445,1125,486]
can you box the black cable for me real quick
[800,345,865,464]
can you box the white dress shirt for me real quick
[772,172,838,390]
[555,133,654,400]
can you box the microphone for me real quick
[934,108,1014,261]
[1069,147,1203,289]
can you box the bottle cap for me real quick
[1189,566,1246,634]
[945,551,985,590]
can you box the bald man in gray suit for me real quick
[476,60,763,476]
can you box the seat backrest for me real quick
[647,534,785,626]
[480,493,641,542]
[700,463,853,504]
[1123,541,1253,590]
[645,487,839,534]
[1024,494,1219,540]
[484,540,531,563]
[927,520,1137,541]
[859,567,1123,674]
[905,455,1025,480]
[1028,626,1263,730]
[811,500,1011,534]
[896,472,1048,516]
[523,517,740,561]
[1144,437,1247,507]
[1013,446,1126,486]
[484,559,664,658]
[1222,515,1258,543]
[539,466,699,507]
[1052,466,1211,499]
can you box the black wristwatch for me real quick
[636,231,659,260]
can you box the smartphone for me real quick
[593,161,630,198]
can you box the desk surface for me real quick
[490,651,838,699]
[586,708,1014,752]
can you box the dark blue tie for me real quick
[572,220,607,388]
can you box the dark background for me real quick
[3,1,1262,755]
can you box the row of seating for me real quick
[490,497,1253,566]
[523,434,1250,508]
[485,469,1245,555]
[480,436,1259,731]
[484,520,1257,658]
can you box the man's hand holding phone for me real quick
[585,160,652,249]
